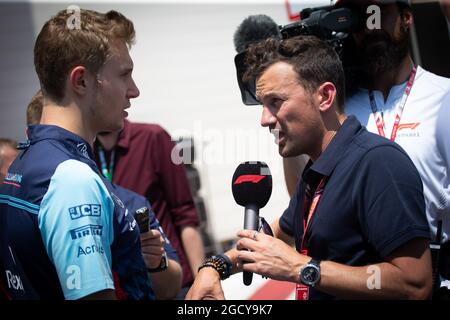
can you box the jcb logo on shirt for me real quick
[69,204,101,220]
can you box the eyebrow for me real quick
[257,91,284,103]
[256,91,271,102]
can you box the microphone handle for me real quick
[243,204,259,286]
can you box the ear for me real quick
[69,66,91,96]
[317,82,337,113]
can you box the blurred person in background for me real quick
[93,121,205,299]
[0,138,17,183]
[340,0,450,298]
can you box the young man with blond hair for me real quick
[0,9,181,300]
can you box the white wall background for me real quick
[0,0,330,243]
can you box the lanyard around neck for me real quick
[98,145,115,182]
[300,176,328,253]
[368,65,417,142]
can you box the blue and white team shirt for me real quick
[0,125,153,299]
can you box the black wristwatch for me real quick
[299,258,321,287]
[147,251,168,273]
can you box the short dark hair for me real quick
[244,36,345,112]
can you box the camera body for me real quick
[235,5,363,106]
[280,6,362,54]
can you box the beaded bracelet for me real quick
[198,254,232,280]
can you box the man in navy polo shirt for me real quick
[188,36,432,300]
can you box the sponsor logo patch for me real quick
[397,122,421,138]
[77,244,104,258]
[69,204,101,220]
[234,175,265,185]
[77,143,89,158]
[110,193,124,208]
[70,224,103,240]
[4,173,23,184]
[5,270,24,291]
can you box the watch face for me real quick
[301,265,320,285]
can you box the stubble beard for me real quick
[355,26,410,87]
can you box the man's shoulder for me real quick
[25,139,95,179]
[353,126,398,149]
[51,159,102,185]
[128,122,167,135]
[12,140,74,187]
[112,184,148,210]
[352,128,410,164]
[344,89,370,117]
[417,67,450,94]
[127,122,173,146]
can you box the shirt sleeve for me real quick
[353,145,431,258]
[151,126,200,228]
[38,160,115,300]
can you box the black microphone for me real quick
[232,161,272,286]
[233,14,281,54]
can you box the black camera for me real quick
[235,5,363,106]
[280,6,363,53]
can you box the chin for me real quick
[280,143,305,158]
[279,146,294,158]
[104,121,123,133]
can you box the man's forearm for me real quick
[150,259,182,299]
[314,260,429,299]
[314,238,432,299]
[233,231,432,299]
[180,226,205,277]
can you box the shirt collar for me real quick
[116,119,131,150]
[27,124,94,160]
[302,116,362,182]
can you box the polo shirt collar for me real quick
[27,124,94,160]
[116,119,131,150]
[303,116,362,180]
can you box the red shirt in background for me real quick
[94,120,200,287]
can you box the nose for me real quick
[128,78,140,99]
[260,105,276,128]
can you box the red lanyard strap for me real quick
[369,65,417,142]
[300,176,328,252]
